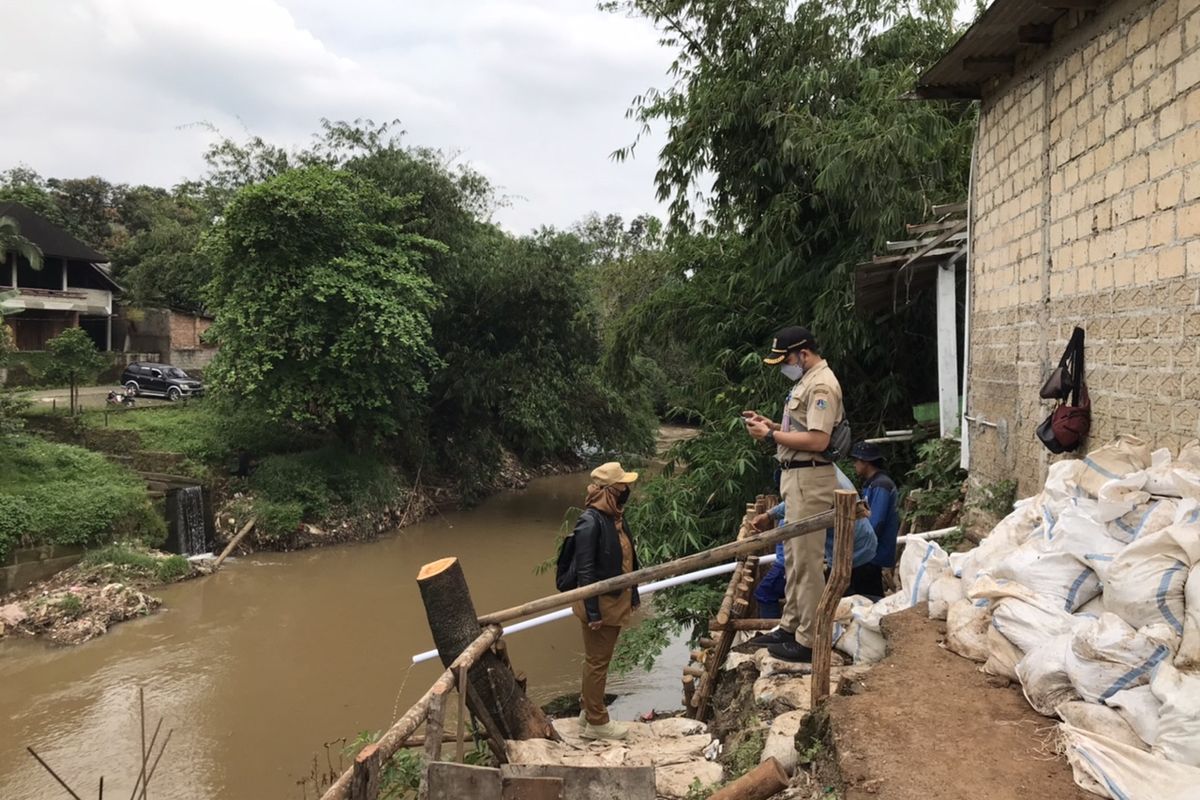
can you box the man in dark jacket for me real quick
[850,441,901,598]
[570,461,640,740]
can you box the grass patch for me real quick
[81,543,190,583]
[0,436,164,562]
[81,400,322,472]
[56,593,84,617]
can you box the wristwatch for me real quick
[764,430,776,446]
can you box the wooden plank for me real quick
[212,517,255,570]
[417,693,447,800]
[501,776,564,800]
[884,231,968,251]
[500,765,656,800]
[812,491,858,710]
[931,201,968,215]
[905,218,966,235]
[427,763,502,800]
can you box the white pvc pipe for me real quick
[410,526,964,664]
[410,553,782,665]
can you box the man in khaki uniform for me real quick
[742,326,844,662]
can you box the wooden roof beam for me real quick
[931,201,968,215]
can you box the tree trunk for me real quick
[418,558,557,743]
[707,757,789,800]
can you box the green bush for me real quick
[0,436,165,561]
[253,499,305,542]
[250,446,399,517]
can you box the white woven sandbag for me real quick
[990,537,1101,611]
[1150,660,1200,767]
[927,574,964,621]
[991,595,1077,653]
[1105,498,1178,545]
[1056,701,1149,751]
[1074,436,1152,499]
[1177,564,1200,669]
[1061,724,1200,800]
[834,619,887,664]
[1064,614,1174,704]
[897,539,950,606]
[1076,594,1106,618]
[1104,685,1161,748]
[945,598,990,663]
[1105,523,1200,635]
[1145,445,1200,500]
[981,623,1023,681]
[1016,634,1080,716]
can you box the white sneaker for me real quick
[580,720,628,741]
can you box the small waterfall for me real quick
[176,486,207,556]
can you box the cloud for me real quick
[0,0,673,232]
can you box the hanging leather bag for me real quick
[1037,327,1090,453]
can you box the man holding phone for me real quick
[741,326,844,662]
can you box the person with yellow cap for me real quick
[570,461,641,740]
[741,326,844,662]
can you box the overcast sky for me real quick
[0,0,674,233]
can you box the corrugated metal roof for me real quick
[916,0,1072,99]
[855,207,967,315]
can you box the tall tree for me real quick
[202,165,442,446]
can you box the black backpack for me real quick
[555,509,598,592]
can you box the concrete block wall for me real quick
[966,0,1200,496]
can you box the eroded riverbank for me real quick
[0,471,690,800]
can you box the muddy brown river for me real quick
[0,472,688,799]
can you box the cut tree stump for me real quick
[706,757,789,800]
[417,558,557,743]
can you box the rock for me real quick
[754,674,813,711]
[0,603,28,627]
[654,760,723,799]
[724,651,757,671]
[649,717,708,738]
[761,709,807,775]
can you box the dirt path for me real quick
[825,607,1091,800]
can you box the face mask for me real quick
[617,487,631,505]
[780,363,804,381]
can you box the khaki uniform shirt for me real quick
[776,359,844,463]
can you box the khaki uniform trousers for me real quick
[778,464,837,646]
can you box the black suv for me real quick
[120,362,204,401]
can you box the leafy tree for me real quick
[47,327,105,415]
[595,0,976,663]
[202,165,442,446]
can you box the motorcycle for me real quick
[106,389,136,408]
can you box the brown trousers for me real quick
[579,621,622,725]
[779,464,836,647]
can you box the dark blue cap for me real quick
[850,441,884,464]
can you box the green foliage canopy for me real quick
[202,165,441,444]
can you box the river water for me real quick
[0,472,689,800]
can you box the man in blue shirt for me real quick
[749,465,878,618]
[850,441,901,598]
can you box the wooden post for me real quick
[477,510,834,626]
[707,757,789,800]
[348,744,381,800]
[418,559,557,743]
[417,693,447,800]
[455,666,467,763]
[320,626,501,800]
[682,675,695,707]
[811,490,857,710]
[212,517,256,571]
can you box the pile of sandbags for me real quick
[830,436,1200,800]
